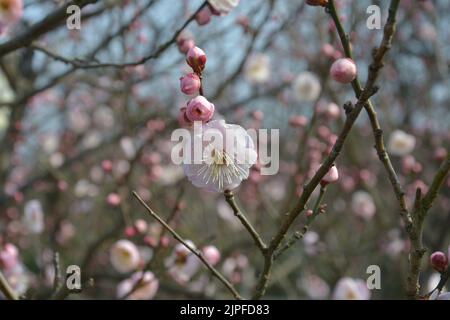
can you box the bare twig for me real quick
[132,191,243,300]
[406,155,450,298]
[224,190,268,253]
[0,270,19,300]
[274,185,327,260]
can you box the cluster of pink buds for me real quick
[177,46,215,127]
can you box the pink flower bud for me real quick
[186,46,207,74]
[289,115,308,128]
[102,159,113,172]
[177,107,193,128]
[134,219,148,234]
[177,31,195,53]
[321,164,339,186]
[330,58,357,83]
[180,73,201,95]
[202,245,221,266]
[107,193,122,207]
[160,236,170,248]
[124,226,136,238]
[0,243,19,271]
[252,110,264,121]
[430,251,448,273]
[178,38,195,54]
[195,6,212,26]
[186,96,215,122]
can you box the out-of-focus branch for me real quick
[0,0,99,57]
[224,190,268,253]
[210,0,275,101]
[0,270,19,300]
[132,191,243,300]
[30,1,207,69]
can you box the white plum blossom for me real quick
[332,277,371,300]
[23,199,45,234]
[116,271,159,300]
[351,190,376,221]
[120,136,136,159]
[299,274,330,299]
[110,240,140,273]
[387,130,416,156]
[244,54,271,84]
[292,71,321,102]
[0,107,10,131]
[165,241,200,284]
[208,0,240,14]
[183,120,257,192]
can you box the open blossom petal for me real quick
[117,271,159,300]
[110,239,140,273]
[182,120,257,192]
[292,71,321,102]
[23,200,45,234]
[387,130,416,156]
[244,54,270,84]
[332,277,370,300]
[208,0,240,14]
[351,190,376,221]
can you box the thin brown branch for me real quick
[224,190,268,254]
[0,270,19,300]
[132,191,243,300]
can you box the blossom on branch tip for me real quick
[430,251,448,273]
[187,46,207,74]
[320,164,339,186]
